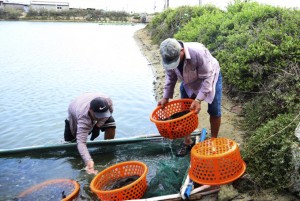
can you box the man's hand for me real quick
[158,98,169,109]
[85,160,98,175]
[190,99,201,114]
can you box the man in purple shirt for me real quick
[64,92,116,174]
[158,38,222,157]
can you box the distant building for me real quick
[1,0,29,12]
[30,1,69,11]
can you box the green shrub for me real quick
[175,2,300,93]
[132,14,140,20]
[147,9,175,44]
[242,66,300,130]
[175,10,225,54]
[242,113,299,190]
[216,3,300,92]
[147,5,220,44]
[25,9,129,21]
[0,8,22,19]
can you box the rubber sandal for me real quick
[176,142,195,157]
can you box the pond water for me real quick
[0,21,158,150]
[0,21,180,200]
[0,21,195,201]
[0,139,191,200]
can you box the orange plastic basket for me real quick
[90,161,148,201]
[189,138,246,185]
[17,179,80,201]
[150,99,198,139]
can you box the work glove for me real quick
[90,125,100,141]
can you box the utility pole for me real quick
[199,0,202,6]
[164,0,169,10]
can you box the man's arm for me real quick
[76,119,98,174]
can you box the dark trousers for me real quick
[64,119,75,142]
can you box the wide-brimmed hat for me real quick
[160,38,181,70]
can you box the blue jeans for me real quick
[180,72,222,117]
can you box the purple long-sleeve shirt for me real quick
[163,42,220,104]
[67,92,113,165]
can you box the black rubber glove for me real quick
[90,125,100,141]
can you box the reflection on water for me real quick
[0,21,157,149]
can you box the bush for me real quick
[176,2,300,93]
[147,9,174,44]
[175,9,225,54]
[25,9,129,21]
[147,5,221,44]
[0,8,22,19]
[217,2,300,92]
[242,113,299,190]
[242,67,300,130]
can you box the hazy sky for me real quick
[67,0,300,13]
[9,0,300,13]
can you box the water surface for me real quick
[0,21,158,149]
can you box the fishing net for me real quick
[144,156,190,197]
[90,138,193,198]
[1,134,200,200]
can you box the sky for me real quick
[7,0,300,13]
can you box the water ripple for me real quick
[0,22,157,149]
